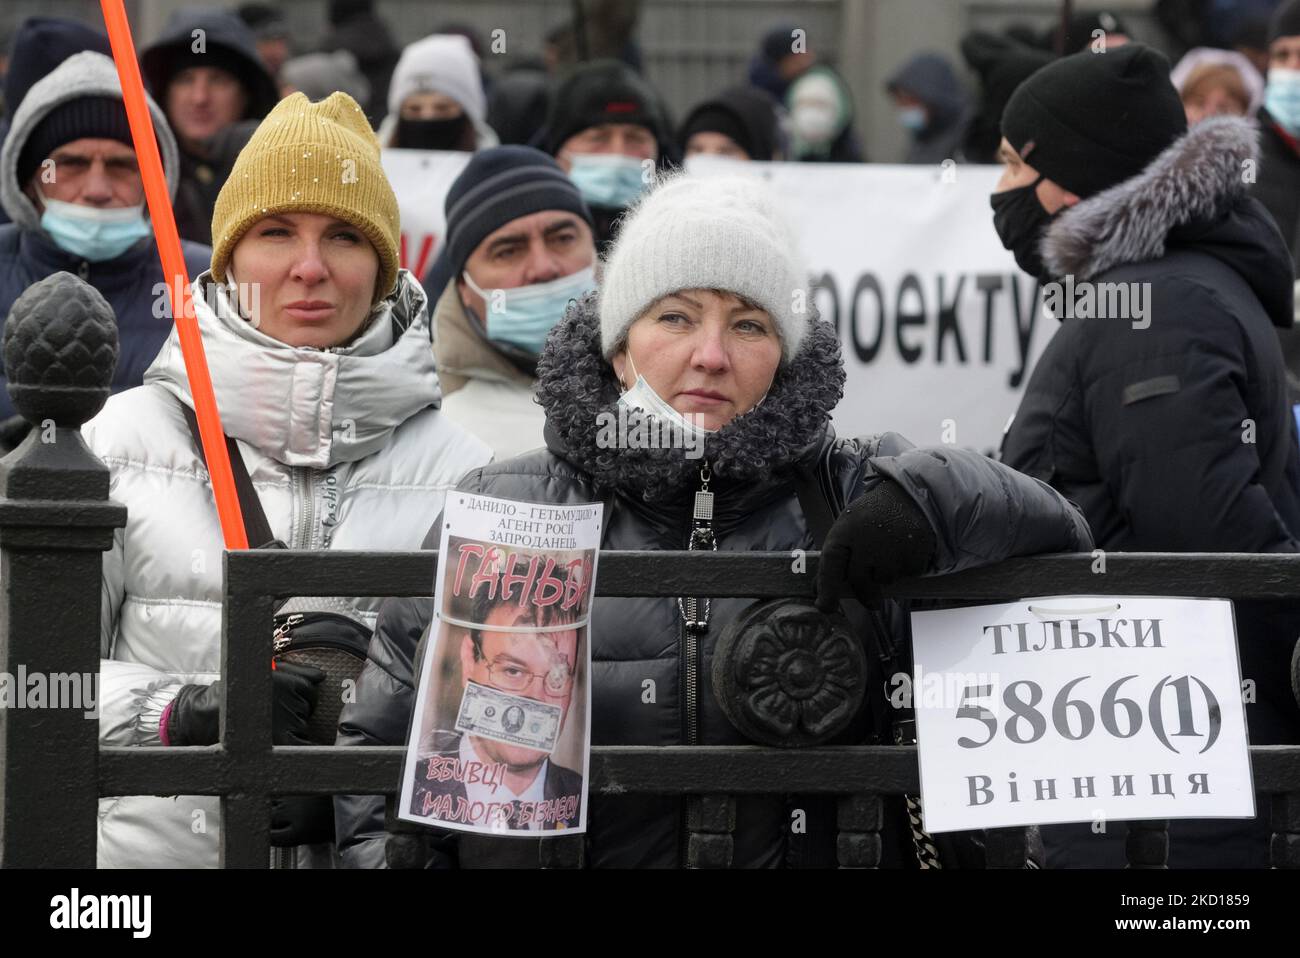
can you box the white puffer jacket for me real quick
[84,270,491,868]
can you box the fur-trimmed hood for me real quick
[1041,116,1294,327]
[535,291,845,504]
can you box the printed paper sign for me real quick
[910,596,1254,833]
[398,493,602,836]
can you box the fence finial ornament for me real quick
[3,271,119,428]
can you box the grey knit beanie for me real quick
[598,173,809,363]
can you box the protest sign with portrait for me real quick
[398,493,602,836]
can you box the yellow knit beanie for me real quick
[210,91,400,303]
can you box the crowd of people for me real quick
[0,0,1299,869]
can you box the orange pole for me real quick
[100,0,248,549]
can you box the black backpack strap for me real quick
[178,399,280,549]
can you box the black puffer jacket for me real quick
[1001,116,1300,868]
[336,295,1092,868]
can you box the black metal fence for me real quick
[1,274,1298,869]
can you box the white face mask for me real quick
[617,351,718,438]
[38,195,150,262]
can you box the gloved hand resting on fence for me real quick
[163,662,331,846]
[815,478,937,612]
[162,661,326,746]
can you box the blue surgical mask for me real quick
[898,106,928,132]
[1266,67,1300,136]
[39,195,151,262]
[463,265,597,356]
[566,153,649,209]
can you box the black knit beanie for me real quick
[444,145,593,276]
[17,96,135,186]
[682,107,752,155]
[1270,0,1300,42]
[1001,43,1187,198]
[678,86,781,160]
[539,60,668,157]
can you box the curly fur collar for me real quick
[535,292,845,504]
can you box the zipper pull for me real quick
[272,613,304,651]
[693,463,714,522]
[689,463,715,549]
[680,465,716,633]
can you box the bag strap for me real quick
[179,400,279,549]
[792,462,943,869]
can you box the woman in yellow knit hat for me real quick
[82,92,491,868]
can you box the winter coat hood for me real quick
[140,8,278,120]
[1042,116,1295,328]
[0,51,180,230]
[536,291,845,504]
[145,268,442,469]
[886,52,968,135]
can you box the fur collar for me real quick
[536,292,845,504]
[1042,116,1257,280]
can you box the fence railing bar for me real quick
[224,550,1300,601]
[98,744,1300,797]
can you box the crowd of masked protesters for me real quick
[2,0,1300,870]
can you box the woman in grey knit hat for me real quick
[337,173,1093,869]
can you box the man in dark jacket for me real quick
[0,51,209,451]
[141,8,279,244]
[0,17,114,227]
[996,44,1300,868]
[536,60,674,254]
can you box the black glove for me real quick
[271,795,335,847]
[267,662,328,846]
[169,681,221,746]
[270,661,326,746]
[815,478,937,612]
[167,662,325,747]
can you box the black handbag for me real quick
[178,400,370,746]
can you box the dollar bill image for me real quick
[455,680,562,752]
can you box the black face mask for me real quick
[396,114,472,150]
[990,174,1057,281]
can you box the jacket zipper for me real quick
[291,467,315,549]
[273,470,316,870]
[677,467,715,863]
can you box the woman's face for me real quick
[228,212,380,349]
[611,289,782,431]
